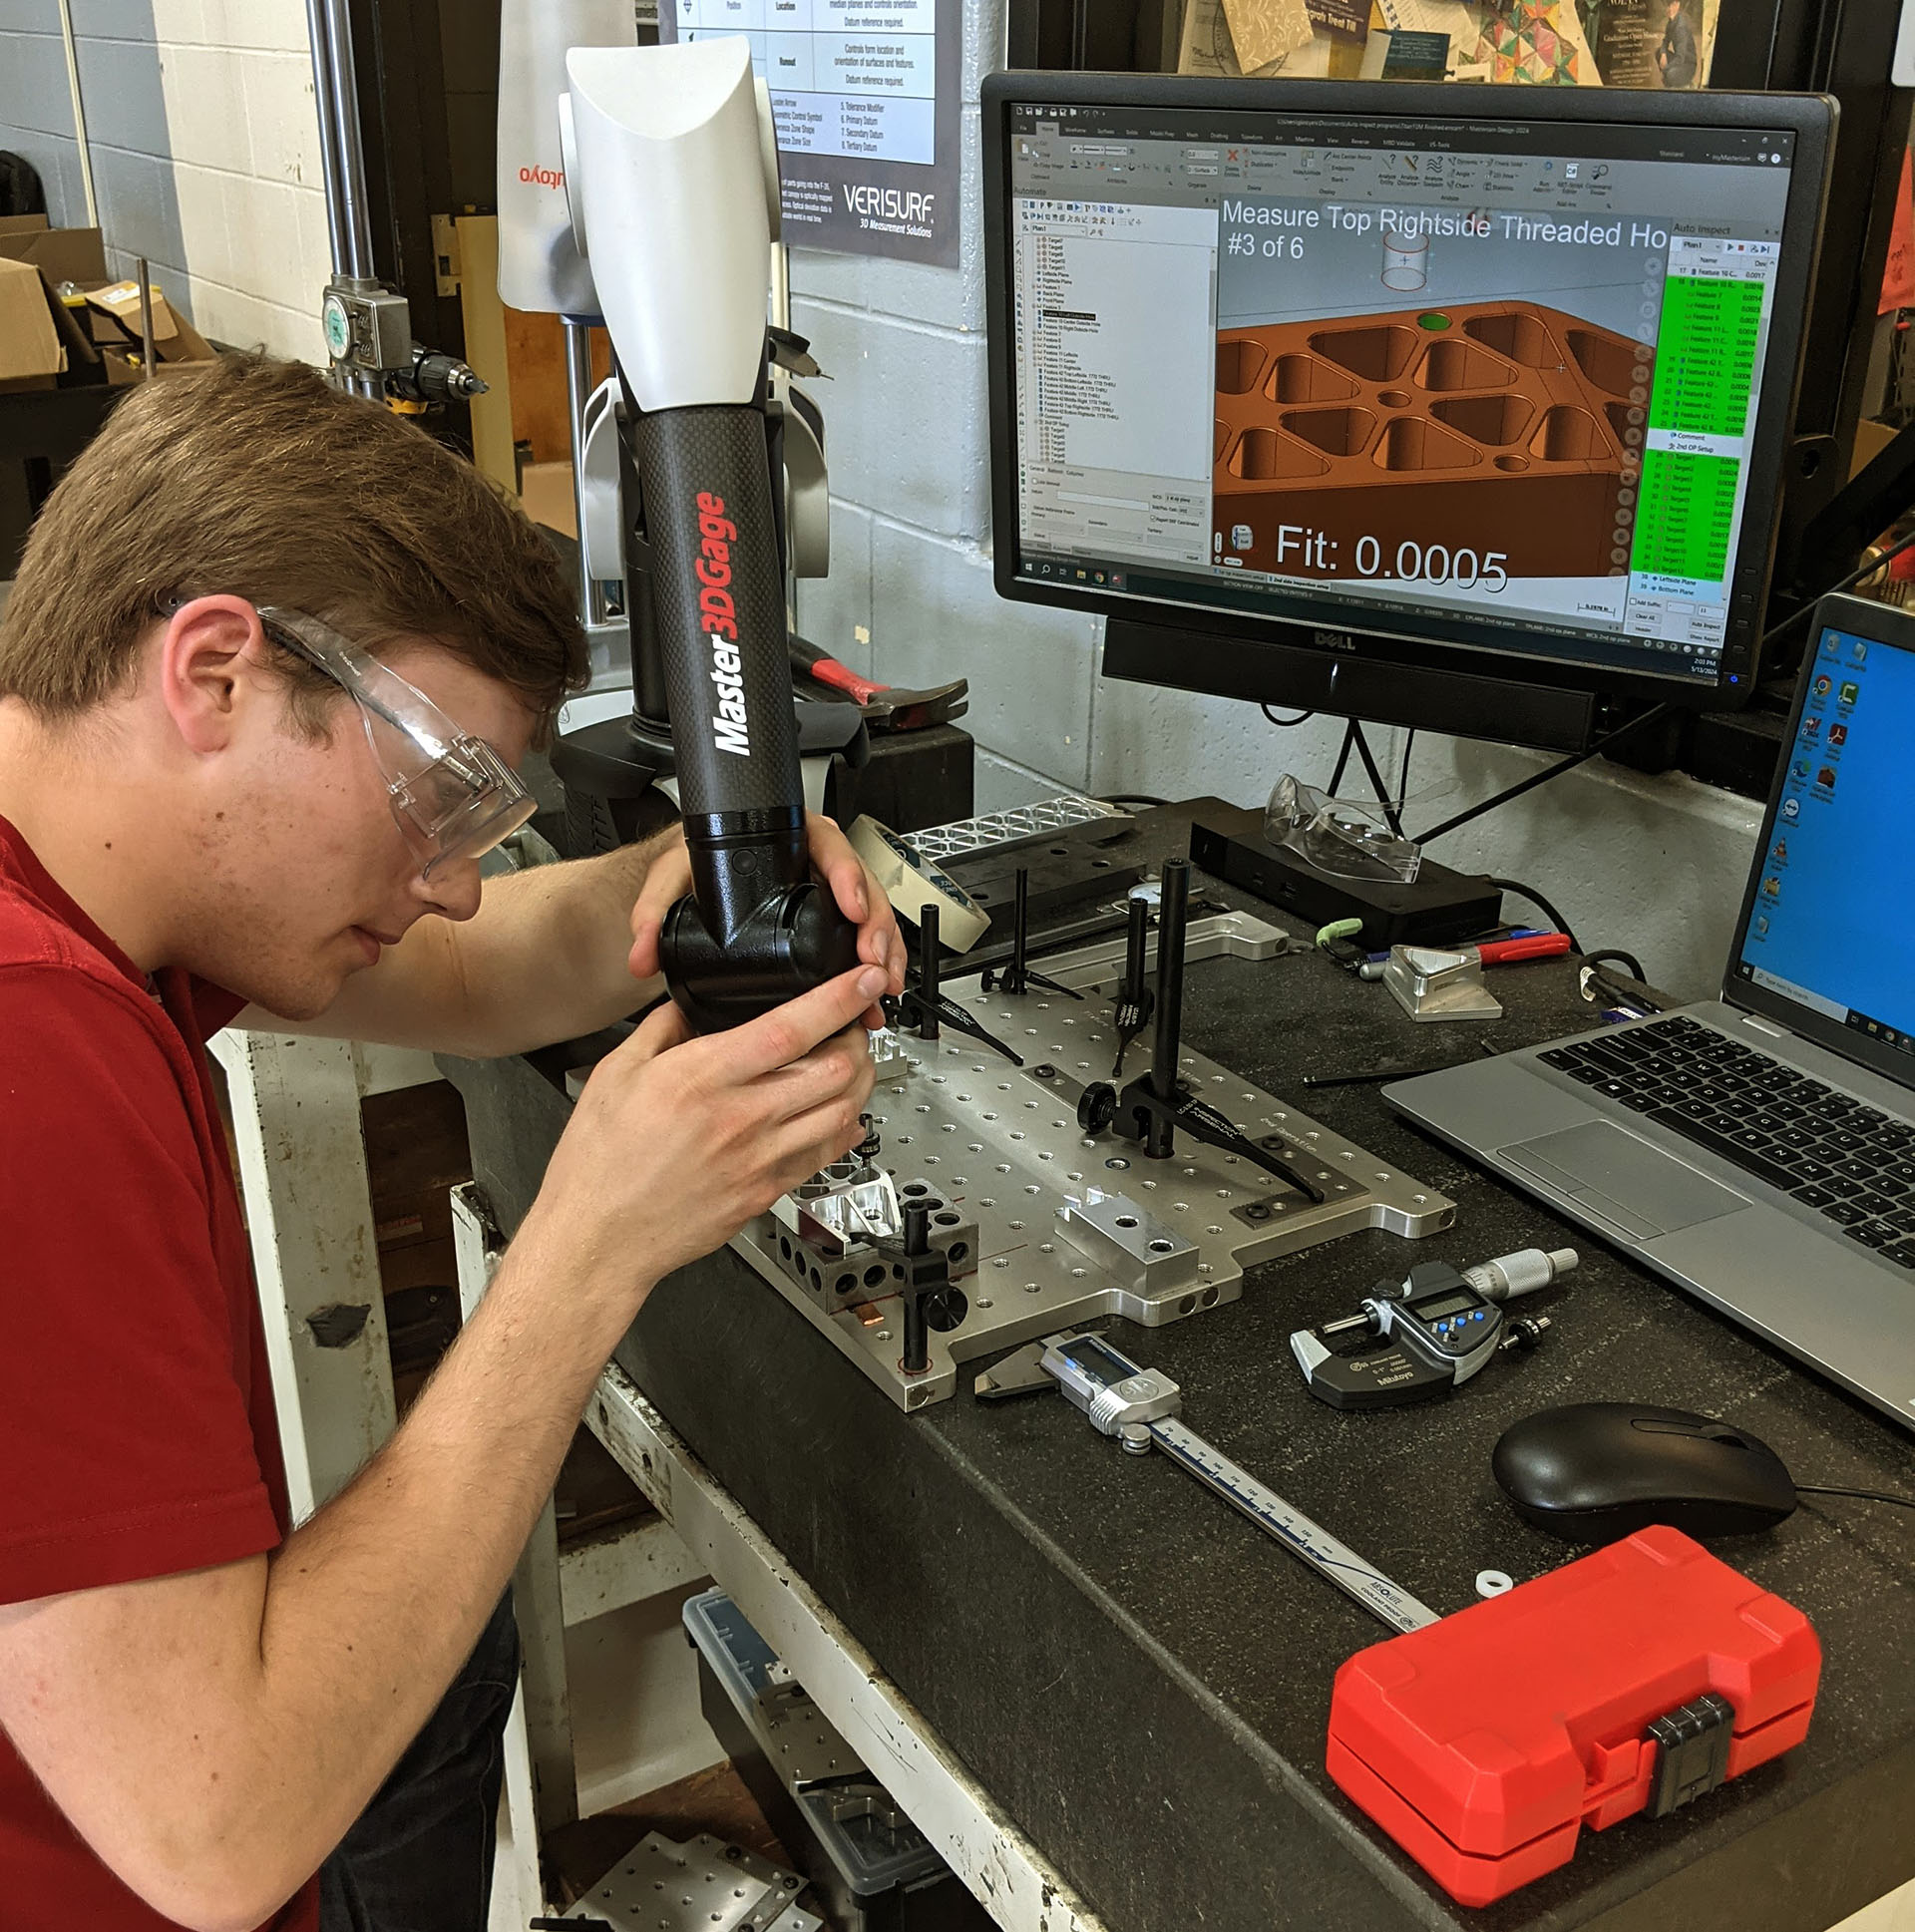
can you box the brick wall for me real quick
[0,0,329,362]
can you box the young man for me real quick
[0,354,904,1931]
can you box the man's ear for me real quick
[156,595,275,754]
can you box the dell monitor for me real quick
[982,75,1836,750]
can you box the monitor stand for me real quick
[1102,614,1614,755]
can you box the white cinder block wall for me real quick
[791,0,1766,1003]
[0,0,329,362]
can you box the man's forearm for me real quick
[240,834,674,1058]
[435,836,673,1055]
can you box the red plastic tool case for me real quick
[1326,1526,1821,1906]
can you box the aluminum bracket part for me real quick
[1383,945,1504,1022]
[585,1366,1111,1932]
[560,1830,819,1930]
[754,1672,865,1790]
[733,910,1456,1409]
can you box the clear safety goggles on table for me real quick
[251,603,536,879]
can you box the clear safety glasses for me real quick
[253,605,536,880]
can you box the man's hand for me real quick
[528,962,887,1308]
[628,814,906,1027]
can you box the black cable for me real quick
[1582,948,1648,982]
[1795,1483,1915,1511]
[1396,728,1415,816]
[1760,526,1915,652]
[1261,702,1316,726]
[1350,722,1405,839]
[1487,878,1581,954]
[1409,703,1674,848]
[1102,793,1168,808]
[1326,718,1357,796]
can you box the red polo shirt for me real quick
[0,816,316,1929]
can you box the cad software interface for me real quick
[1005,102,1799,682]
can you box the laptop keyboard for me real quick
[1538,1015,1915,1271]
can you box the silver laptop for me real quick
[1387,592,1915,1430]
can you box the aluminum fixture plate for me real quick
[731,910,1456,1409]
[564,1830,820,1932]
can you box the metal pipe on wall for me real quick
[305,0,376,285]
[52,0,99,227]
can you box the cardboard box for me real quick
[0,254,68,389]
[82,279,216,374]
[0,212,109,291]
[0,216,112,391]
[86,278,180,342]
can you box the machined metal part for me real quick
[1383,945,1504,1022]
[764,1176,977,1321]
[731,909,1456,1409]
[1060,1191,1200,1294]
[905,795,1131,866]
[775,1160,902,1255]
[561,1830,819,1930]
[755,1679,864,1790]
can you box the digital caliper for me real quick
[1036,1331,1441,1636]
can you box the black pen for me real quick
[1304,1040,1502,1088]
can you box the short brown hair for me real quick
[0,354,586,738]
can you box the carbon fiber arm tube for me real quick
[639,400,859,1030]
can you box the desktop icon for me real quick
[1852,640,1868,663]
[1816,766,1837,790]
[1781,799,1801,822]
[1822,633,1842,657]
[1801,716,1821,740]
[1755,915,1770,937]
[1791,759,1810,781]
[1840,681,1860,705]
[1813,674,1832,698]
[1761,876,1782,900]
[1772,838,1788,862]
[1828,723,1848,747]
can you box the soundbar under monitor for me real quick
[981,74,1835,746]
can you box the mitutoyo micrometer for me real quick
[1290,1247,1578,1410]
[565,41,859,1029]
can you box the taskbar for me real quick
[1018,549,1724,685]
[1845,1005,1915,1062]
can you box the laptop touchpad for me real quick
[1502,1121,1749,1236]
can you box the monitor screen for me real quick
[1732,616,1915,1082]
[984,78,1833,707]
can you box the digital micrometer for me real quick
[1037,1331,1440,1636]
[1289,1248,1578,1411]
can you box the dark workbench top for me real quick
[445,803,1915,1932]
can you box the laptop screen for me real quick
[1732,618,1915,1077]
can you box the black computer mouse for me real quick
[1492,1401,1799,1542]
